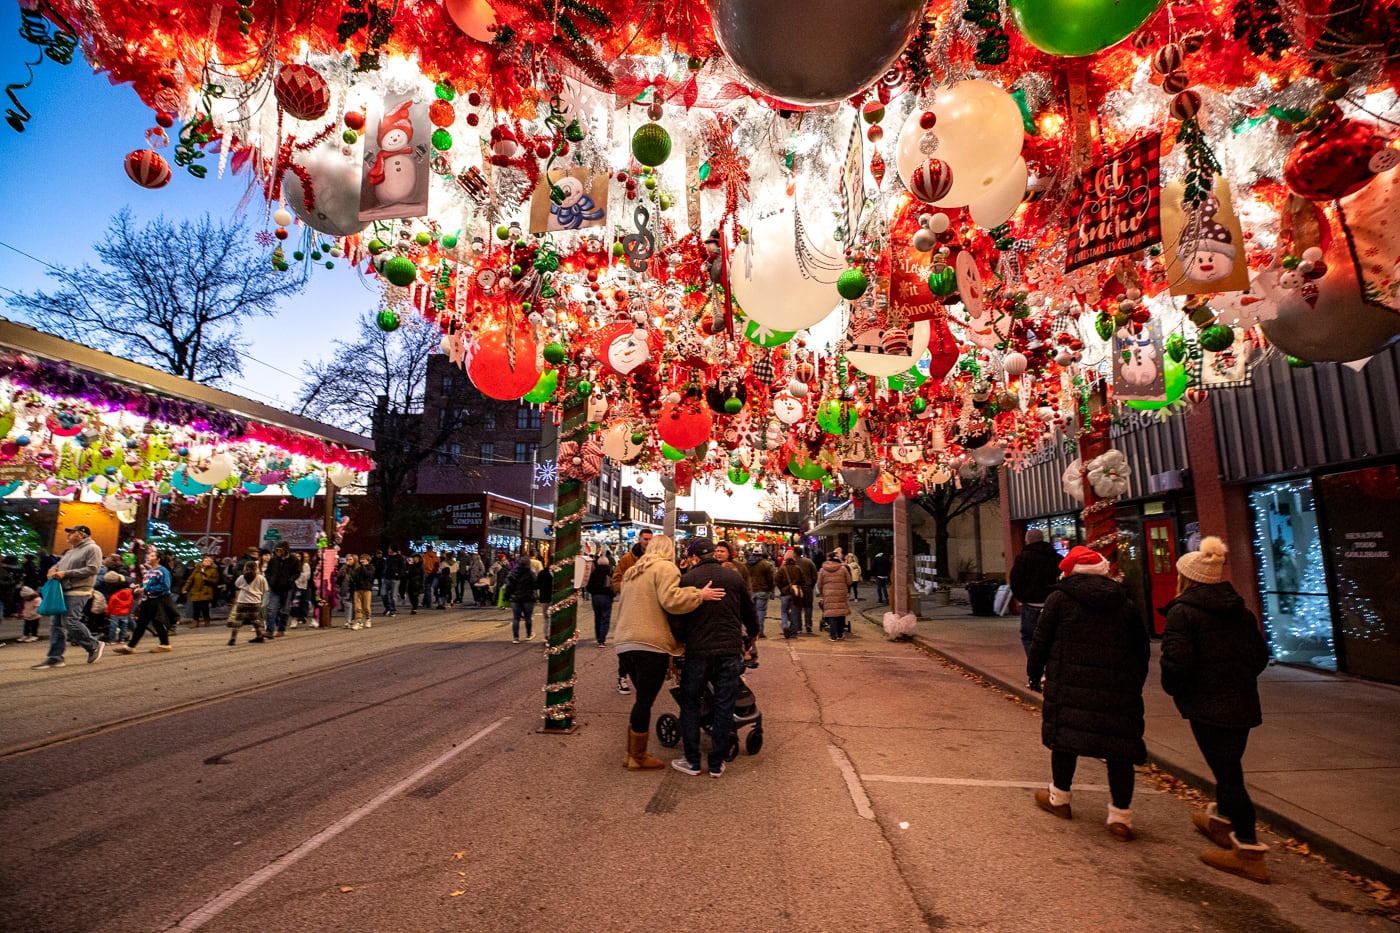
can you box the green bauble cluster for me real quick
[1198,324,1235,353]
[632,122,672,167]
[375,309,400,332]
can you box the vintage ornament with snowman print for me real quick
[359,97,431,221]
[1161,179,1250,296]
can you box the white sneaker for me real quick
[364,620,372,628]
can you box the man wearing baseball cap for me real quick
[32,525,105,670]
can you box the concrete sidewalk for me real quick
[857,598,1400,888]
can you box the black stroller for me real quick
[655,668,764,760]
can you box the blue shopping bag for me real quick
[38,578,68,616]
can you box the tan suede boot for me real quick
[1200,832,1270,884]
[1192,803,1234,849]
[626,729,664,770]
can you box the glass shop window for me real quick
[1249,480,1334,671]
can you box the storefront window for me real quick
[1249,480,1334,671]
[1027,514,1082,557]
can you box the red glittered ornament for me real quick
[657,400,714,450]
[1285,119,1393,201]
[124,149,171,188]
[274,64,331,121]
[466,327,541,400]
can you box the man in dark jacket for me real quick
[381,546,404,617]
[794,547,818,634]
[263,543,300,637]
[1009,529,1063,667]
[505,554,537,643]
[870,552,891,604]
[671,538,759,779]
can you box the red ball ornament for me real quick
[1285,119,1393,201]
[1168,90,1201,121]
[1151,43,1183,76]
[908,158,954,203]
[154,112,174,128]
[428,99,456,127]
[274,64,331,121]
[919,111,936,130]
[466,328,542,400]
[344,110,366,131]
[656,400,714,450]
[124,149,171,189]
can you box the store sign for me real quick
[442,501,484,533]
[192,533,230,557]
[1319,465,1400,683]
[260,519,322,550]
[1066,133,1161,272]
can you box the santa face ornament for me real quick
[604,327,652,375]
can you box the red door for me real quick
[1145,519,1177,634]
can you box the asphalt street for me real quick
[0,606,1393,932]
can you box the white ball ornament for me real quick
[273,208,294,227]
[1301,246,1324,263]
[1002,351,1029,376]
[928,212,951,234]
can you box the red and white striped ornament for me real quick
[123,149,171,188]
[908,158,954,203]
[274,64,331,121]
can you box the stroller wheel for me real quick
[745,728,764,756]
[725,734,740,762]
[655,713,680,748]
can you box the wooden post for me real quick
[892,494,910,616]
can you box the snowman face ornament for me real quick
[772,392,805,425]
[604,327,653,375]
[1183,242,1236,285]
[1369,147,1400,174]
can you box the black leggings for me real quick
[128,597,171,649]
[619,650,671,734]
[1051,750,1136,810]
[1190,721,1257,843]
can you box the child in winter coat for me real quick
[229,564,269,645]
[85,588,109,643]
[103,573,135,645]
[18,586,41,642]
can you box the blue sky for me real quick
[0,2,379,411]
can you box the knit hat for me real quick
[1059,546,1111,576]
[1177,536,1227,584]
[103,571,125,583]
[21,586,36,597]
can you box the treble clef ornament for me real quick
[620,203,656,273]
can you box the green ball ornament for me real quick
[381,256,418,287]
[909,397,929,415]
[1007,0,1163,57]
[375,309,401,332]
[523,370,558,404]
[630,431,647,445]
[1198,324,1235,353]
[612,242,625,258]
[816,399,858,435]
[431,128,452,151]
[367,238,388,255]
[342,129,358,144]
[928,267,958,297]
[787,451,827,482]
[631,122,673,167]
[660,442,686,461]
[576,380,593,395]
[442,234,459,249]
[435,81,456,101]
[543,342,568,365]
[728,466,752,485]
[837,268,869,301]
[414,231,432,246]
[1164,332,1187,363]
[723,397,744,415]
[496,224,510,240]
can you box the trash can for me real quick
[967,581,999,617]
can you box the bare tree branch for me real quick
[4,208,306,383]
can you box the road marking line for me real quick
[860,775,1158,793]
[167,717,509,932]
[828,745,875,821]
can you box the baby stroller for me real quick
[655,665,764,761]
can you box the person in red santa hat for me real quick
[1026,545,1150,842]
[367,101,419,207]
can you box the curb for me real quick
[857,608,1400,889]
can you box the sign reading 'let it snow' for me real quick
[1066,133,1162,272]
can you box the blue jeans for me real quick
[780,595,802,636]
[511,600,535,639]
[47,593,99,661]
[1020,603,1043,656]
[874,576,889,604]
[380,579,397,614]
[591,593,614,644]
[107,614,132,644]
[678,654,744,773]
[265,590,291,633]
[752,592,770,636]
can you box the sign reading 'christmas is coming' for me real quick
[1066,134,1162,272]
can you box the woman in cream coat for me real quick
[613,535,721,769]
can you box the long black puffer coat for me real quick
[1028,574,1150,763]
[1160,582,1270,729]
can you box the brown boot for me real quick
[1192,803,1234,849]
[626,729,664,770]
[1200,833,1270,884]
[1035,786,1072,820]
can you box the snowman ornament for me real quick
[366,101,422,207]
[1180,196,1238,286]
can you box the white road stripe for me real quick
[860,775,1157,793]
[167,717,510,932]
[828,745,876,820]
